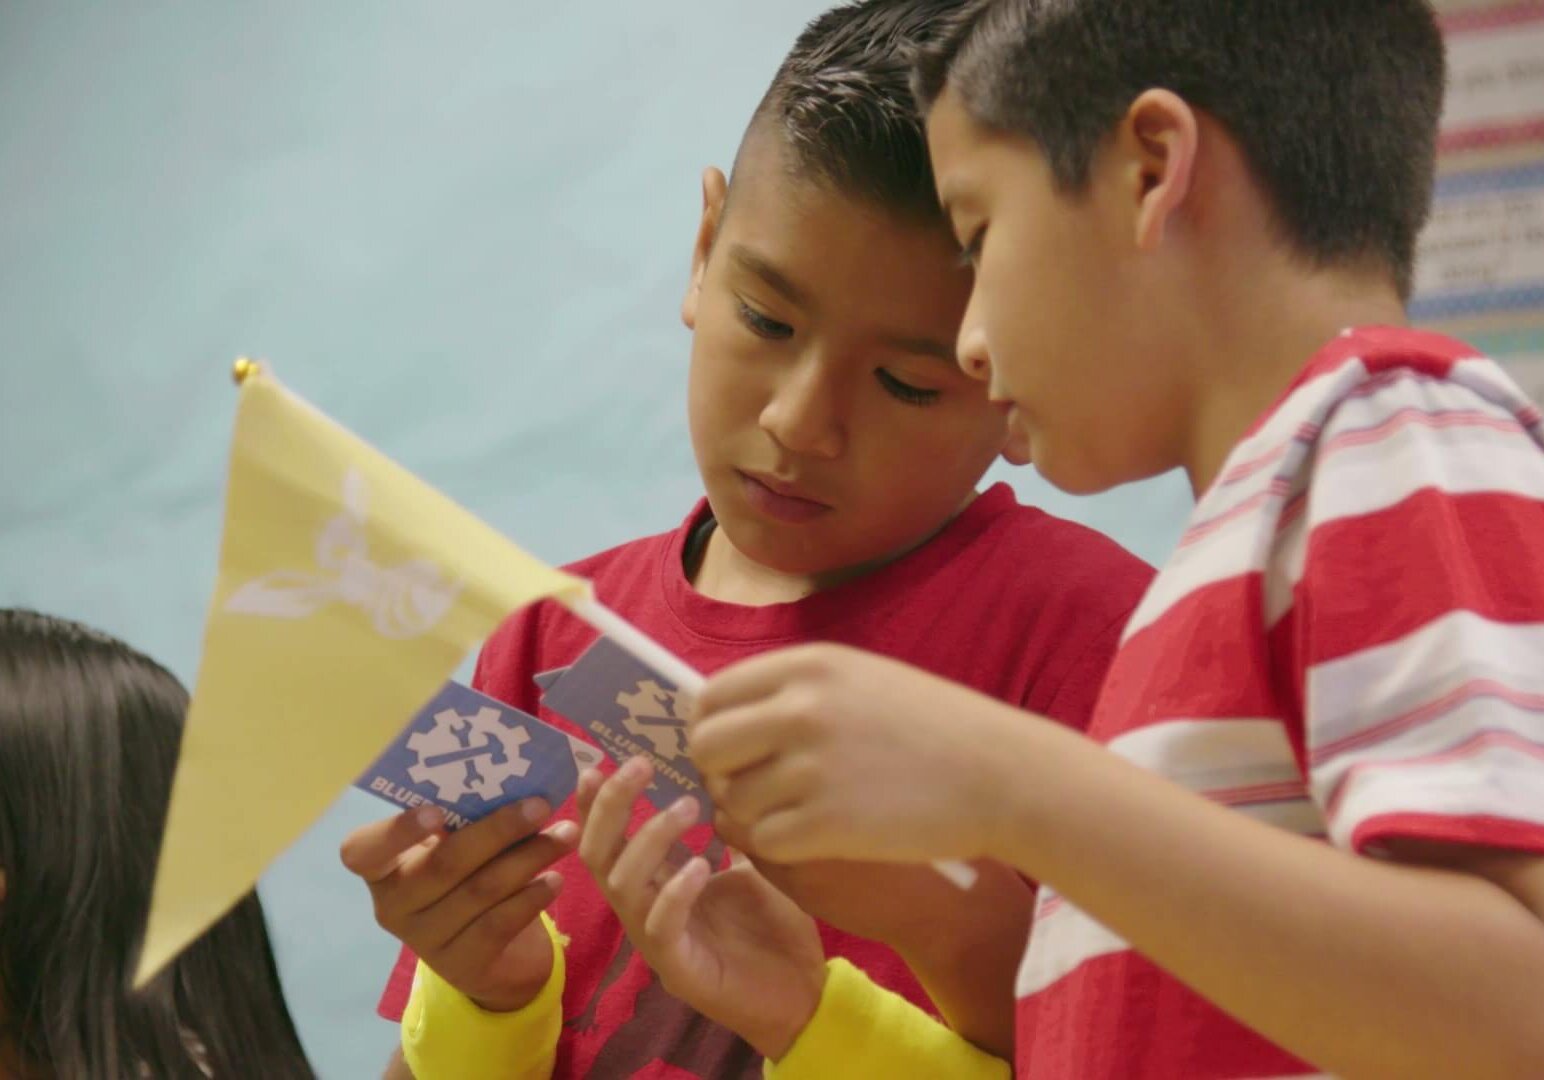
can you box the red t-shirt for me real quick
[378,482,1152,1077]
[1016,328,1544,1078]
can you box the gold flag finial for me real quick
[232,357,261,386]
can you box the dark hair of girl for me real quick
[0,609,315,1079]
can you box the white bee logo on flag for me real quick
[224,469,461,638]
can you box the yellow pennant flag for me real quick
[136,361,590,985]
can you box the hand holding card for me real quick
[543,635,978,890]
[344,682,603,1013]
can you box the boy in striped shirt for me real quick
[681,1,1544,1076]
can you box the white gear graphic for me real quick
[407,706,531,802]
[615,680,688,761]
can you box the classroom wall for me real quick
[4,2,1534,1076]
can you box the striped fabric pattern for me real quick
[1015,327,1544,1079]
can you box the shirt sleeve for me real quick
[1283,370,1544,856]
[764,958,1010,1080]
[399,913,567,1080]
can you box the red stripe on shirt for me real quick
[1353,332,1472,377]
[1350,812,1544,857]
[1294,489,1544,667]
[1100,574,1285,742]
[1016,949,1316,1080]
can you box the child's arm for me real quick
[377,972,563,1080]
[764,957,1010,1080]
[339,801,578,1080]
[692,646,1544,1078]
[712,813,1028,1057]
[396,919,566,1080]
[577,759,1010,1077]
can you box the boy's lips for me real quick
[736,470,832,524]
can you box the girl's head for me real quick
[0,609,313,1079]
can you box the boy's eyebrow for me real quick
[729,244,810,308]
[729,242,956,363]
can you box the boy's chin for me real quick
[726,529,842,577]
[714,515,867,579]
[1032,448,1130,497]
[720,515,947,586]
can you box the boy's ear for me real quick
[1118,89,1198,252]
[682,166,729,330]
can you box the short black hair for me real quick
[914,0,1446,297]
[740,0,973,224]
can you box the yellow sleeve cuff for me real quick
[401,912,567,1080]
[765,958,1010,1080]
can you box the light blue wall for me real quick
[0,4,1189,1075]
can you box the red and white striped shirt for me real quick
[1015,326,1544,1079]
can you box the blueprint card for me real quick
[355,681,605,829]
[539,636,712,815]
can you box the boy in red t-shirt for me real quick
[338,2,1152,1078]
[689,2,1544,1078]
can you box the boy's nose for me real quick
[956,323,992,383]
[760,364,846,460]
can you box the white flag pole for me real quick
[565,593,706,695]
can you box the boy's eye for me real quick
[876,368,941,407]
[737,301,794,341]
[957,225,986,269]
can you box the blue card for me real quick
[355,681,605,829]
[539,636,711,814]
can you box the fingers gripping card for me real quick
[355,681,605,829]
[538,636,711,814]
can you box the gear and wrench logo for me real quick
[615,679,688,761]
[407,706,531,802]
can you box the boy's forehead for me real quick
[714,134,969,341]
[723,126,837,223]
[724,129,949,251]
